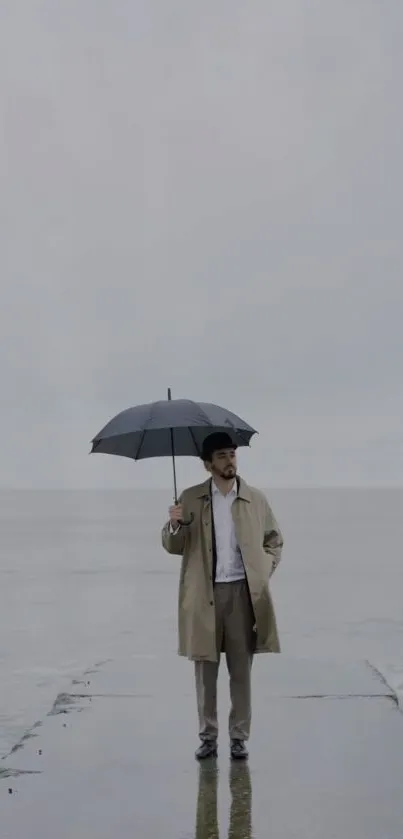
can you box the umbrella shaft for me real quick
[167,387,178,503]
[170,427,178,504]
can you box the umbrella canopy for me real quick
[91,396,257,461]
[91,390,257,519]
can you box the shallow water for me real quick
[1,488,403,758]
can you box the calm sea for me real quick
[1,488,402,757]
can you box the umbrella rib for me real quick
[134,401,154,461]
[188,427,201,457]
[134,429,147,461]
[225,419,250,447]
[198,404,216,427]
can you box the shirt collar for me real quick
[211,479,237,497]
[196,476,251,502]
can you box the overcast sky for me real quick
[1,1,402,490]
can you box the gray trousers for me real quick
[195,580,255,742]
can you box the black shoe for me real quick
[195,740,218,760]
[230,739,248,760]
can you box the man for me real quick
[161,431,283,761]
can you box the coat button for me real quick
[210,600,214,606]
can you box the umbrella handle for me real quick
[178,513,194,527]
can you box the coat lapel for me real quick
[200,486,217,582]
[195,475,251,585]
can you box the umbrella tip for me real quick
[167,387,172,400]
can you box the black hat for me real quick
[201,432,237,461]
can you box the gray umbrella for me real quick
[91,389,257,513]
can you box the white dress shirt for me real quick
[212,480,245,583]
[168,480,246,583]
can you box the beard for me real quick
[214,464,237,481]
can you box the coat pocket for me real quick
[261,549,274,579]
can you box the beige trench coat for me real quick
[161,477,283,662]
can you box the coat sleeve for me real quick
[161,492,186,555]
[263,500,283,577]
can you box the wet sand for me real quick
[2,653,403,837]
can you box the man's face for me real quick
[206,447,237,481]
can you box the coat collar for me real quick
[195,476,252,502]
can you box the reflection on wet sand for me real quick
[195,759,252,838]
